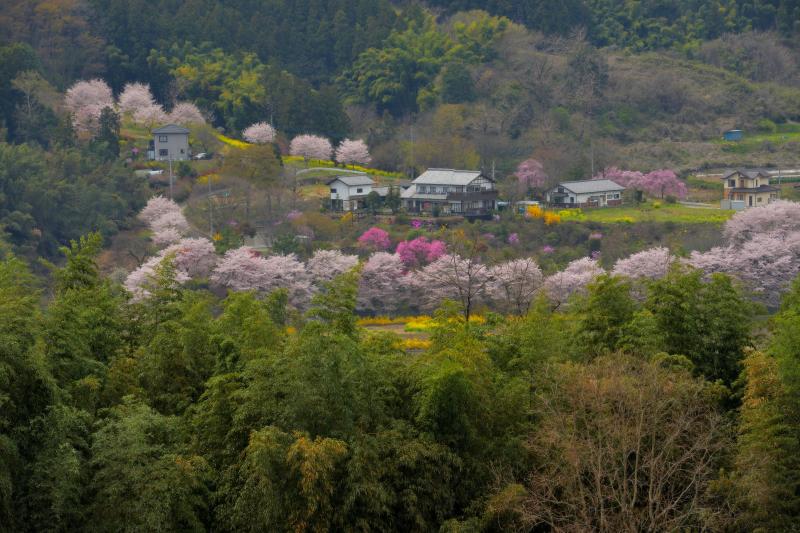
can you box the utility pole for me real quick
[208,172,213,236]
[409,124,415,179]
[168,157,174,199]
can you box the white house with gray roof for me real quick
[150,124,191,161]
[402,168,497,217]
[546,179,625,207]
[327,175,375,211]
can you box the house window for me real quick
[180,149,185,154]
[159,149,168,157]
[356,188,363,193]
[330,188,337,194]
[728,179,736,187]
[758,197,763,202]
[614,193,620,199]
[569,197,575,204]
[158,135,168,142]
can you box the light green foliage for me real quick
[578,274,637,357]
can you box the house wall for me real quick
[547,189,622,207]
[330,182,372,202]
[729,190,778,207]
[153,133,190,161]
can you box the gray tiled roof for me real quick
[326,175,374,187]
[553,179,625,194]
[152,124,190,134]
[722,169,770,180]
[413,169,485,186]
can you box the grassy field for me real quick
[715,122,800,154]
[579,203,733,224]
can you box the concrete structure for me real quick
[402,169,497,217]
[546,179,625,207]
[328,175,375,211]
[150,124,190,161]
[721,169,779,208]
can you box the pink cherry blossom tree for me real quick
[514,158,549,190]
[242,122,277,144]
[150,211,190,235]
[159,238,217,278]
[415,254,491,320]
[722,200,800,244]
[544,257,605,308]
[118,82,156,115]
[396,237,447,269]
[169,102,205,125]
[71,104,106,135]
[357,227,391,251]
[261,254,314,308]
[639,170,687,199]
[139,196,182,226]
[290,134,333,161]
[487,258,544,315]
[306,250,359,284]
[335,139,372,166]
[357,252,410,315]
[211,247,271,291]
[124,255,190,301]
[612,247,674,280]
[152,227,183,248]
[133,104,168,128]
[64,79,114,115]
[592,167,644,188]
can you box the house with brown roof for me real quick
[721,169,779,208]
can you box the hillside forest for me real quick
[2,0,800,532]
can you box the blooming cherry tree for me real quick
[160,238,217,278]
[415,254,492,320]
[243,122,277,144]
[544,257,605,308]
[487,258,544,314]
[152,227,183,248]
[290,134,333,161]
[335,139,372,166]
[139,196,182,226]
[396,237,447,269]
[150,211,190,235]
[71,104,106,135]
[357,252,409,315]
[124,255,190,301]
[514,159,549,190]
[723,200,800,244]
[306,250,359,284]
[64,79,114,115]
[118,82,156,115]
[612,247,674,280]
[639,170,687,199]
[357,227,391,251]
[261,254,314,308]
[211,247,271,291]
[133,104,168,128]
[169,102,205,125]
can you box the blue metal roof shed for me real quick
[723,129,743,141]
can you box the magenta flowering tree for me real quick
[290,134,333,161]
[487,258,544,314]
[544,257,605,308]
[335,139,372,166]
[507,233,520,245]
[306,250,359,284]
[357,252,410,315]
[169,102,205,125]
[415,254,491,320]
[639,170,687,199]
[357,227,391,251]
[396,237,447,269]
[118,82,156,115]
[593,167,687,199]
[514,159,549,191]
[242,122,277,144]
[612,247,674,280]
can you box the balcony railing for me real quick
[446,190,498,202]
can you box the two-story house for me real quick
[150,124,191,161]
[545,179,625,207]
[401,169,497,217]
[328,175,375,211]
[721,169,779,208]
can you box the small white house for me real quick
[546,179,625,208]
[328,175,375,211]
[150,124,191,161]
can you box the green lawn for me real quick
[715,122,800,154]
[579,203,733,224]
